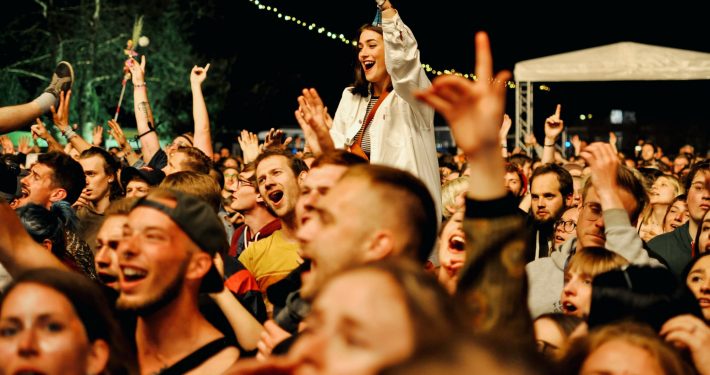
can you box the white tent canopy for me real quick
[514,41,710,82]
[513,42,710,153]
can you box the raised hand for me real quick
[608,132,617,147]
[544,104,564,143]
[295,88,335,156]
[499,113,512,144]
[524,132,537,147]
[579,142,621,208]
[0,136,14,154]
[125,55,147,85]
[92,124,104,147]
[256,320,292,361]
[190,64,211,86]
[106,119,128,148]
[17,136,32,154]
[414,32,510,159]
[237,130,260,164]
[50,90,72,132]
[263,128,292,152]
[31,119,50,140]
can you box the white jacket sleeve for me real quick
[382,13,431,112]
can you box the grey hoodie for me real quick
[525,208,662,319]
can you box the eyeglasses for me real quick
[581,202,603,222]
[555,219,577,233]
[237,178,254,188]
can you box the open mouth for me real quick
[562,301,578,314]
[120,266,148,286]
[555,235,566,243]
[268,190,284,205]
[98,272,119,285]
[448,235,465,252]
[363,61,375,71]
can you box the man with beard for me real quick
[526,163,574,262]
[239,149,307,312]
[526,143,659,318]
[116,188,239,373]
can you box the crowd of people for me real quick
[0,0,709,374]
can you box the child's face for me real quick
[561,269,592,318]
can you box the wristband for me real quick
[133,82,146,88]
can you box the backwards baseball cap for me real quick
[120,166,165,189]
[132,188,226,293]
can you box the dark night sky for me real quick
[194,0,709,153]
[2,0,708,152]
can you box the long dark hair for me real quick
[351,24,393,97]
[16,202,78,259]
[1,268,137,374]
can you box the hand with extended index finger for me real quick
[544,104,564,142]
[31,118,50,140]
[414,32,510,159]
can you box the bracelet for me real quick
[62,128,77,139]
[544,143,556,147]
[133,82,146,88]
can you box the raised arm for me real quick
[31,118,64,153]
[380,0,432,109]
[499,114,512,158]
[295,88,335,157]
[107,119,140,165]
[0,201,67,276]
[542,104,563,164]
[190,64,213,157]
[415,32,532,340]
[125,56,161,162]
[49,90,92,153]
[237,130,260,165]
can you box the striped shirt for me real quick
[356,95,379,158]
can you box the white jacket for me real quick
[330,12,441,216]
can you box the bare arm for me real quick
[0,201,67,276]
[126,56,161,162]
[190,64,213,156]
[107,119,140,165]
[542,104,563,165]
[50,90,92,153]
[31,119,64,153]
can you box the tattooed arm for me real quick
[125,56,161,162]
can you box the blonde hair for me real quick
[566,247,628,277]
[160,171,222,213]
[441,176,469,219]
[563,322,693,375]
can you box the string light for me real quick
[246,0,530,89]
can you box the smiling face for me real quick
[289,270,414,375]
[358,28,389,92]
[94,215,128,291]
[0,283,107,375]
[116,205,194,315]
[256,155,301,220]
[686,255,710,321]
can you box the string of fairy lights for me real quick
[246,0,529,90]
